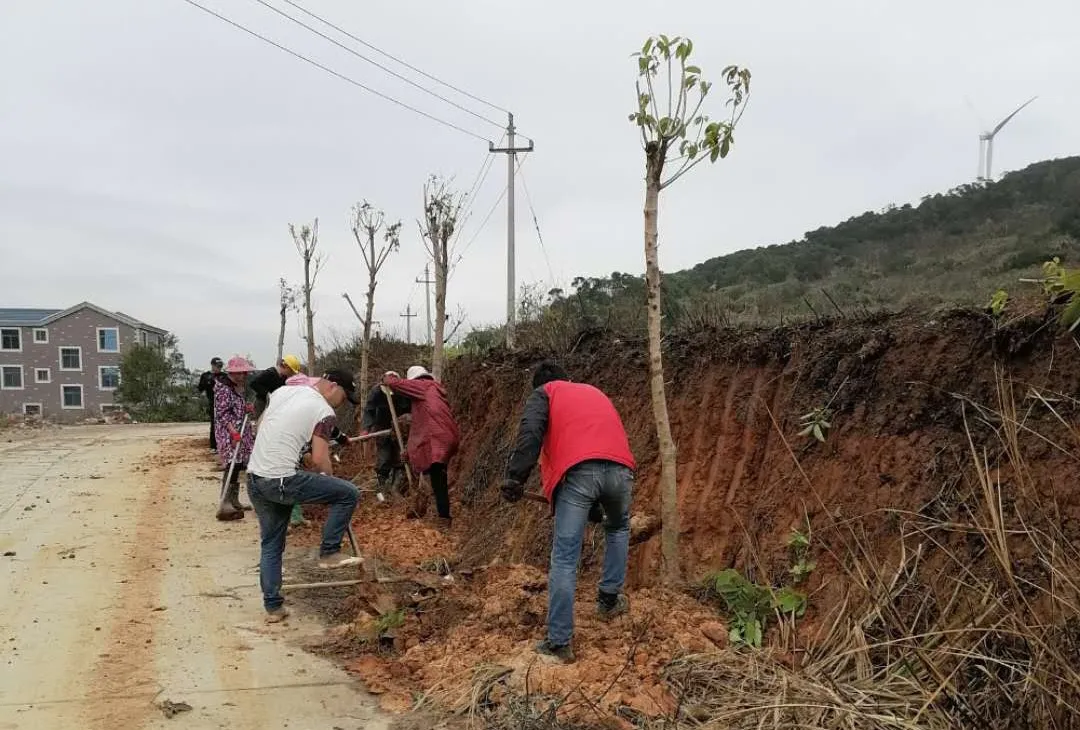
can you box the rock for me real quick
[2,551,14,557]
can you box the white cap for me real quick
[406,365,430,380]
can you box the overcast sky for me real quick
[2,0,1077,371]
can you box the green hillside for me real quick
[664,156,1080,322]
[467,156,1080,352]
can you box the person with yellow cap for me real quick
[250,354,303,419]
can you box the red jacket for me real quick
[506,380,635,500]
[383,375,460,473]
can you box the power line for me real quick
[177,0,492,143]
[518,164,557,285]
[462,135,503,205]
[281,0,509,115]
[453,155,525,267]
[251,0,504,131]
[449,148,499,252]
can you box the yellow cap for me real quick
[282,354,302,374]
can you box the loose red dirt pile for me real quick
[291,305,1080,726]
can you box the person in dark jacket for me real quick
[249,354,302,419]
[359,371,412,492]
[382,366,460,527]
[502,360,636,664]
[197,357,225,450]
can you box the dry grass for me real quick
[657,366,1080,729]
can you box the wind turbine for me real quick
[977,96,1037,181]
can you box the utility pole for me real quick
[416,264,435,345]
[400,304,417,345]
[490,112,533,348]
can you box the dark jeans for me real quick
[208,402,217,450]
[425,463,450,519]
[374,435,400,480]
[547,460,633,647]
[247,471,360,611]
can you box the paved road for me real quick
[0,424,386,729]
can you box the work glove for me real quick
[501,478,524,503]
[335,432,351,447]
[229,431,241,443]
[244,403,255,414]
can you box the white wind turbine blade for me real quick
[990,96,1038,137]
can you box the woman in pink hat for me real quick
[214,356,257,520]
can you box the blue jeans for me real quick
[548,460,633,647]
[247,471,360,611]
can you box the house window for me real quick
[0,328,20,351]
[1,365,23,389]
[99,366,121,390]
[33,328,48,344]
[61,384,84,409]
[35,368,51,383]
[23,403,42,417]
[97,327,120,353]
[139,331,148,346]
[59,347,82,371]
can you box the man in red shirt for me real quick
[502,361,636,664]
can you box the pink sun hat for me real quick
[225,356,256,373]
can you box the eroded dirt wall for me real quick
[441,308,1080,590]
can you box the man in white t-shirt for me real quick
[246,368,362,623]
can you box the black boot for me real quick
[231,482,252,511]
[216,485,245,521]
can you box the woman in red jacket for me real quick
[382,365,460,526]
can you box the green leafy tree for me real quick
[115,336,203,422]
[631,34,751,582]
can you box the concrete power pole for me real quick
[416,264,435,345]
[490,113,533,348]
[400,304,417,345]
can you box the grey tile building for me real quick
[0,302,168,420]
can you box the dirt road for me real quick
[0,424,387,730]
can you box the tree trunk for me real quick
[432,246,447,380]
[277,301,287,363]
[303,256,316,373]
[644,147,680,584]
[360,242,377,396]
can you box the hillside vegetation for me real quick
[668,155,1080,321]
[466,156,1080,352]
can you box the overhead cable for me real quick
[178,0,492,143]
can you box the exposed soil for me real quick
[291,305,1080,726]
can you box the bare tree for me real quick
[350,201,401,396]
[277,278,299,363]
[418,176,463,380]
[631,35,751,583]
[289,218,325,373]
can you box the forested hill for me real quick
[661,156,1080,321]
[464,157,1080,352]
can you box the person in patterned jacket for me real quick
[214,356,257,521]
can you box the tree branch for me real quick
[661,152,710,189]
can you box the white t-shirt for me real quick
[248,385,336,479]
